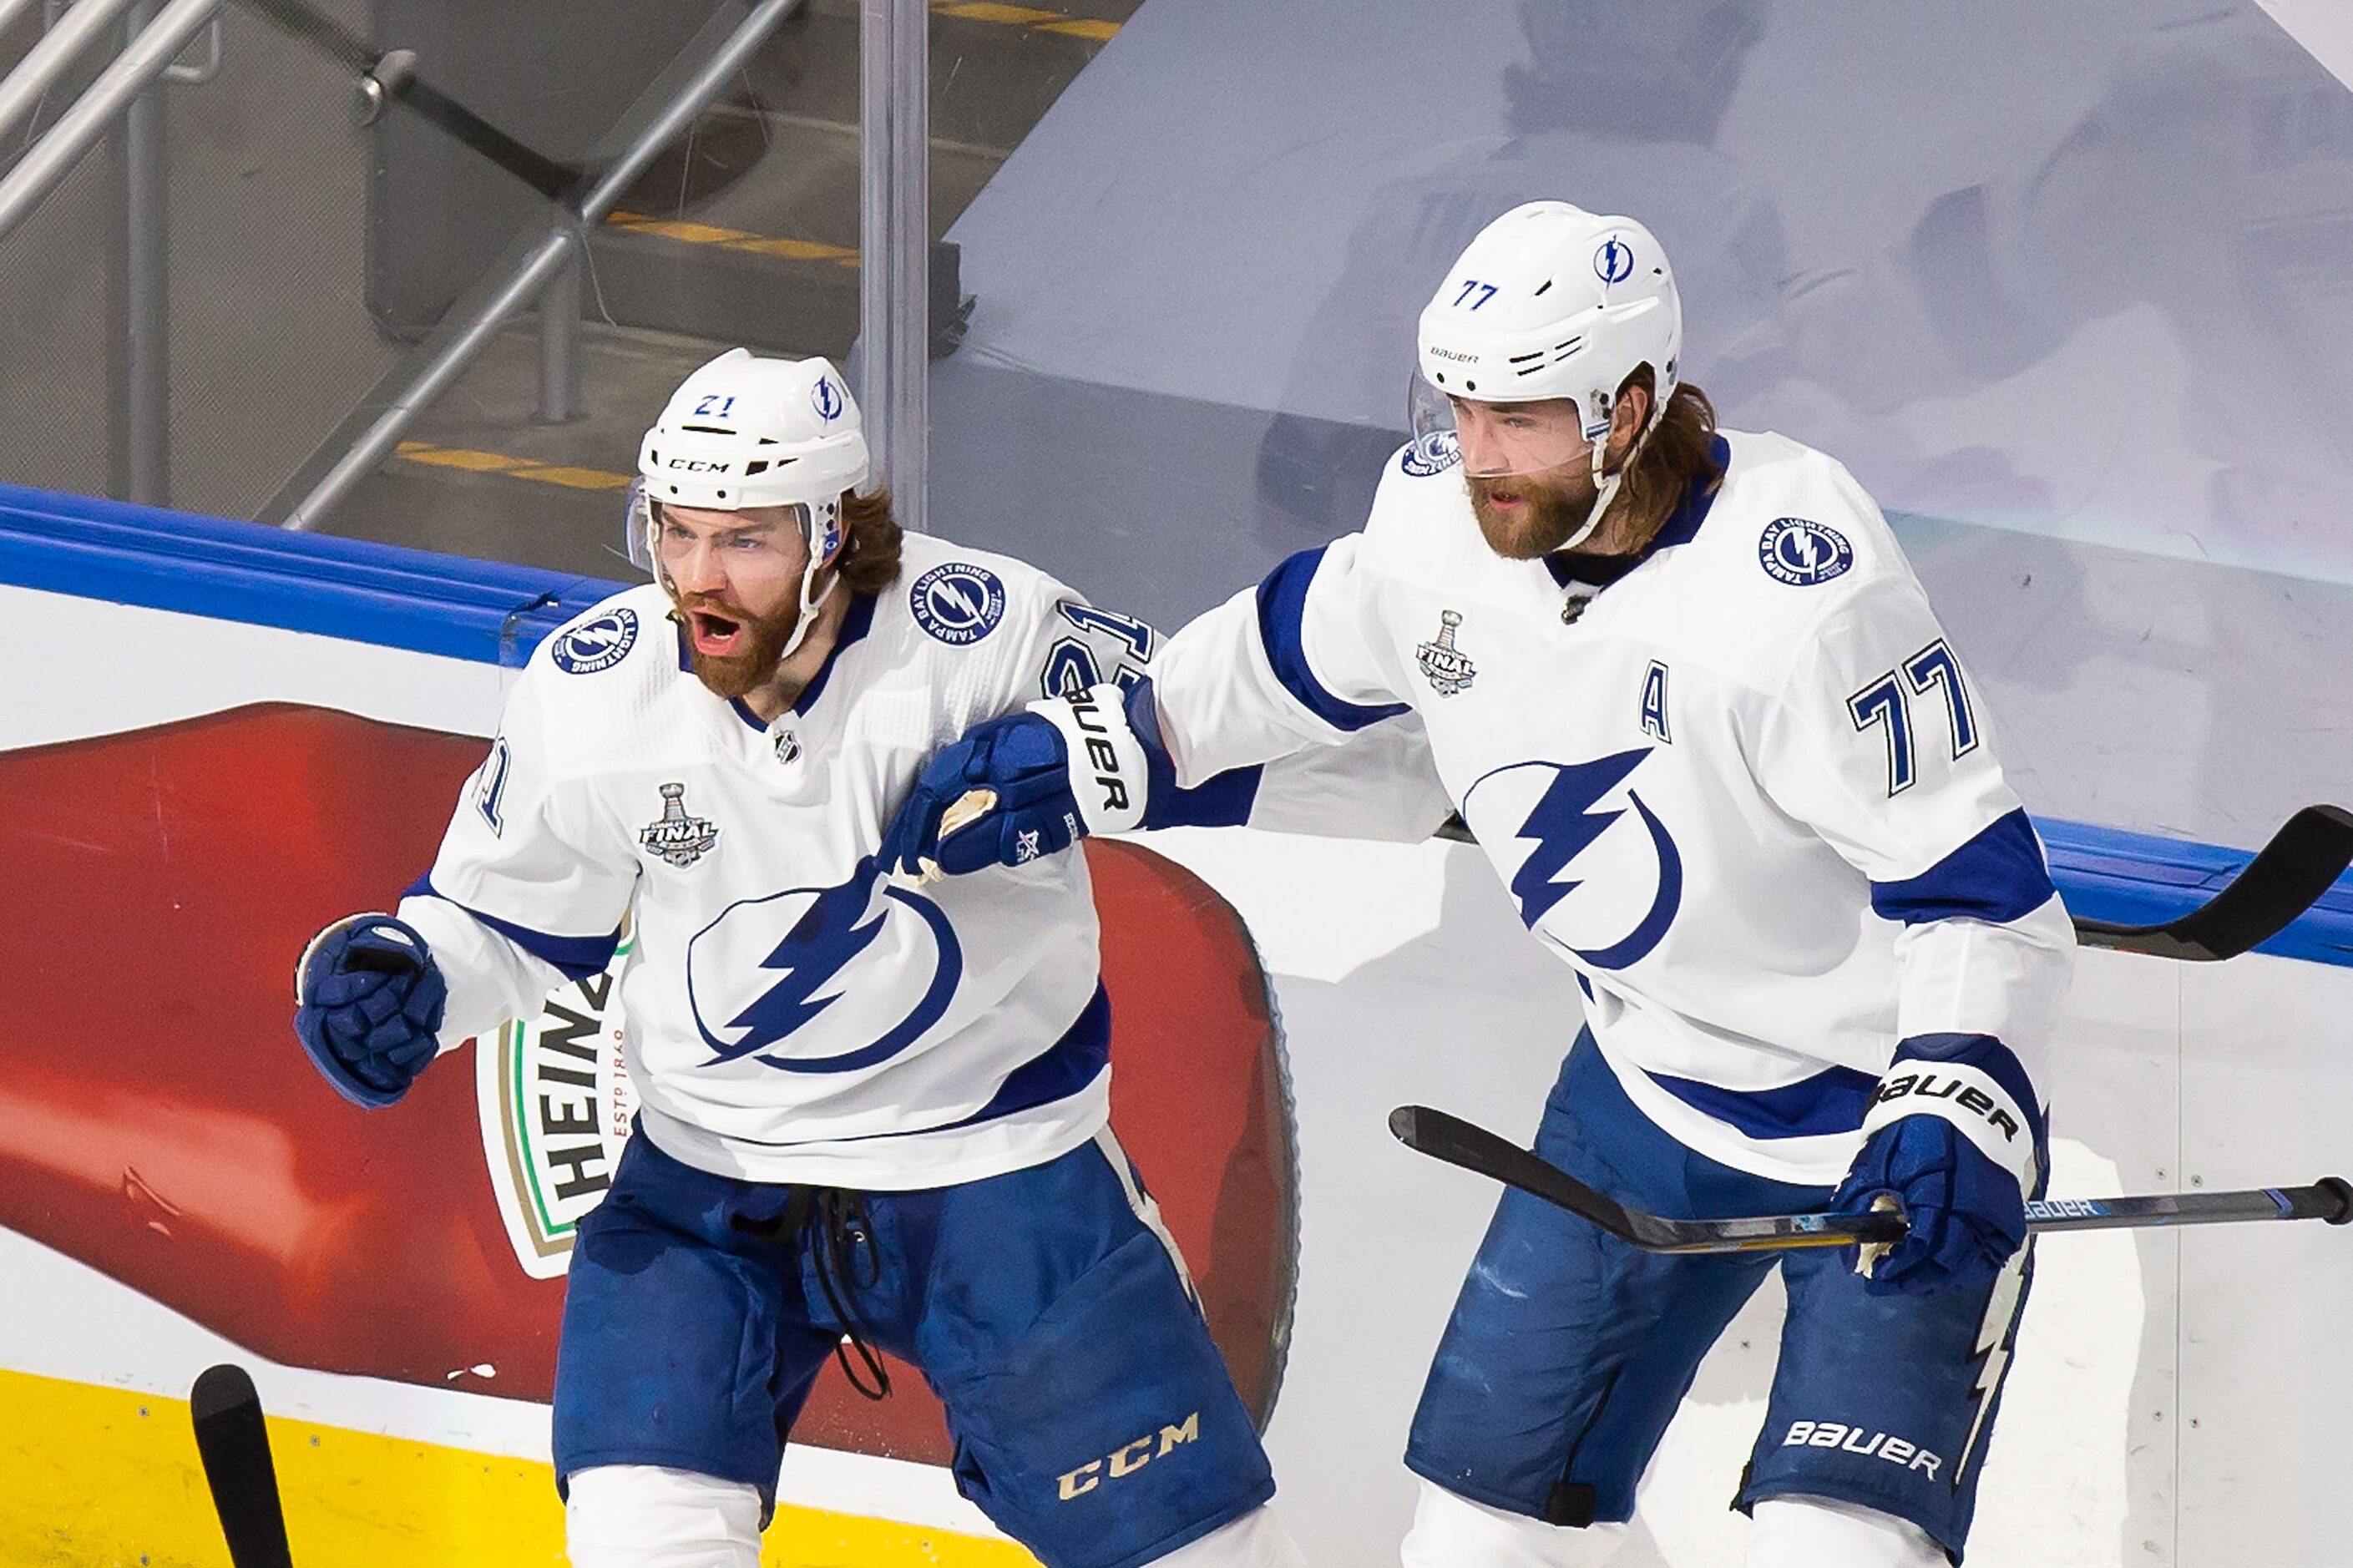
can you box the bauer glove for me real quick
[882,682,1153,879]
[294,914,448,1109]
[1832,1033,2042,1297]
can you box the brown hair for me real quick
[1606,367,1723,545]
[832,486,905,596]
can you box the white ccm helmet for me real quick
[1409,201,1682,549]
[627,347,870,660]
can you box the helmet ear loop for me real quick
[774,498,846,665]
[1560,389,1669,552]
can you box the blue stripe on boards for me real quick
[0,481,629,664]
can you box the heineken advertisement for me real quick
[474,938,638,1279]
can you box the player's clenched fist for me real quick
[1831,1036,2041,1296]
[881,681,1153,879]
[293,914,448,1109]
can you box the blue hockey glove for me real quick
[881,682,1152,879]
[294,914,448,1109]
[1832,1034,2042,1297]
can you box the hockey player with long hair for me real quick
[288,349,1378,1568]
[885,203,2077,1565]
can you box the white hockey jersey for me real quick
[401,533,1447,1190]
[1150,431,2076,1186]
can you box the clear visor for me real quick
[625,479,820,579]
[1406,374,1599,479]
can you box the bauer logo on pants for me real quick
[1783,1421,1941,1479]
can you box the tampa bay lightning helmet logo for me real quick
[1594,236,1636,286]
[552,607,639,675]
[1758,518,1854,587]
[1460,748,1683,970]
[811,373,845,422]
[910,562,1007,645]
[687,859,962,1073]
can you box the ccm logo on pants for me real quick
[1058,1413,1201,1500]
[1783,1421,1942,1479]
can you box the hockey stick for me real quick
[236,0,584,202]
[1430,804,2353,964]
[190,1363,297,1568]
[1389,1105,2353,1257]
[2069,803,2353,960]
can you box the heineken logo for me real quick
[473,937,636,1279]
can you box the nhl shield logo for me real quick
[1417,609,1477,696]
[640,782,719,867]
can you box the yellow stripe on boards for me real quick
[0,1366,1038,1567]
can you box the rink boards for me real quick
[3,489,2352,1567]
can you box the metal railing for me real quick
[278,0,809,531]
[0,0,216,504]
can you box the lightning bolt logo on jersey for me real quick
[396,533,1179,1190]
[1146,426,2073,1190]
[689,860,962,1075]
[1461,749,1683,971]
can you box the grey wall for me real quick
[929,0,2353,849]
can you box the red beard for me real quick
[672,591,800,700]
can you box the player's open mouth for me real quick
[1485,488,1524,508]
[688,609,745,657]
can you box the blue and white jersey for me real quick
[1150,431,2077,1186]
[401,534,1171,1189]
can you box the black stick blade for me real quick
[2074,804,2353,960]
[190,1364,296,1568]
[1389,1105,1903,1254]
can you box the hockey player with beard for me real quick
[884,203,2077,1565]
[286,350,1440,1568]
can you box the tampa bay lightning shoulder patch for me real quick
[1400,432,1462,478]
[910,562,1008,645]
[1757,518,1853,587]
[551,607,640,673]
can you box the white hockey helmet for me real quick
[628,348,868,660]
[1409,202,1682,546]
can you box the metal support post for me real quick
[860,0,928,531]
[106,0,168,504]
[538,240,581,423]
[282,0,806,531]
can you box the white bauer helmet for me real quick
[1409,200,1682,550]
[627,347,870,662]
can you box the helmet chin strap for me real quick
[772,499,845,665]
[773,563,838,665]
[1556,393,1667,552]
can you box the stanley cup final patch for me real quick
[640,782,719,867]
[1417,609,1477,696]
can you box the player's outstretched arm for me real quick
[881,680,1208,878]
[293,914,448,1109]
